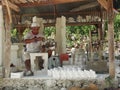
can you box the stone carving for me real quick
[34,56,44,70]
[30,53,48,75]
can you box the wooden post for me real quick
[2,0,12,77]
[107,0,115,78]
[98,24,102,61]
[3,13,12,78]
[89,30,92,61]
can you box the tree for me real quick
[66,25,95,47]
[44,26,56,38]
[11,28,19,43]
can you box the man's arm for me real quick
[36,37,44,41]
[24,38,35,44]
[24,37,44,44]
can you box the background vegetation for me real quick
[11,14,120,46]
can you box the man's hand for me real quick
[25,36,44,43]
[36,37,44,41]
[24,38,36,43]
[29,37,44,42]
[33,36,38,42]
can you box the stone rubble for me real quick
[0,78,97,90]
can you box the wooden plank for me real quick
[52,0,84,4]
[11,0,27,4]
[70,1,99,12]
[8,0,14,3]
[13,0,21,4]
[97,0,117,13]
[107,0,115,78]
[18,0,84,7]
[27,0,34,3]
[18,0,27,3]
[15,21,102,27]
[21,11,103,17]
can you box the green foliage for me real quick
[66,25,95,35]
[11,28,18,37]
[23,28,30,36]
[43,25,96,47]
[11,14,120,44]
[114,14,120,41]
[44,27,56,38]
[104,14,120,41]
[66,25,95,47]
[11,28,19,43]
[105,75,115,88]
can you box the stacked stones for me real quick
[0,78,97,90]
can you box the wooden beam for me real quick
[97,0,108,11]
[21,11,103,17]
[9,0,26,4]
[70,1,99,12]
[18,0,27,3]
[107,0,115,78]
[18,0,84,7]
[113,8,119,14]
[8,1,20,12]
[98,0,118,14]
[4,0,12,23]
[3,0,12,78]
[4,25,11,78]
[2,0,20,12]
[52,0,84,4]
[27,0,34,3]
[13,0,21,4]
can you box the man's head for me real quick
[31,22,40,35]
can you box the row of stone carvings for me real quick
[22,15,101,25]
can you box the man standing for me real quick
[23,17,44,76]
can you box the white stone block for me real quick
[0,67,4,77]
[10,72,23,78]
[30,53,48,75]
[11,44,19,66]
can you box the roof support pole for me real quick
[3,14,12,78]
[107,0,115,78]
[3,6,12,78]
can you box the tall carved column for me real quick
[38,18,44,35]
[55,16,66,55]
[55,17,61,54]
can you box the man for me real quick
[23,21,44,76]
